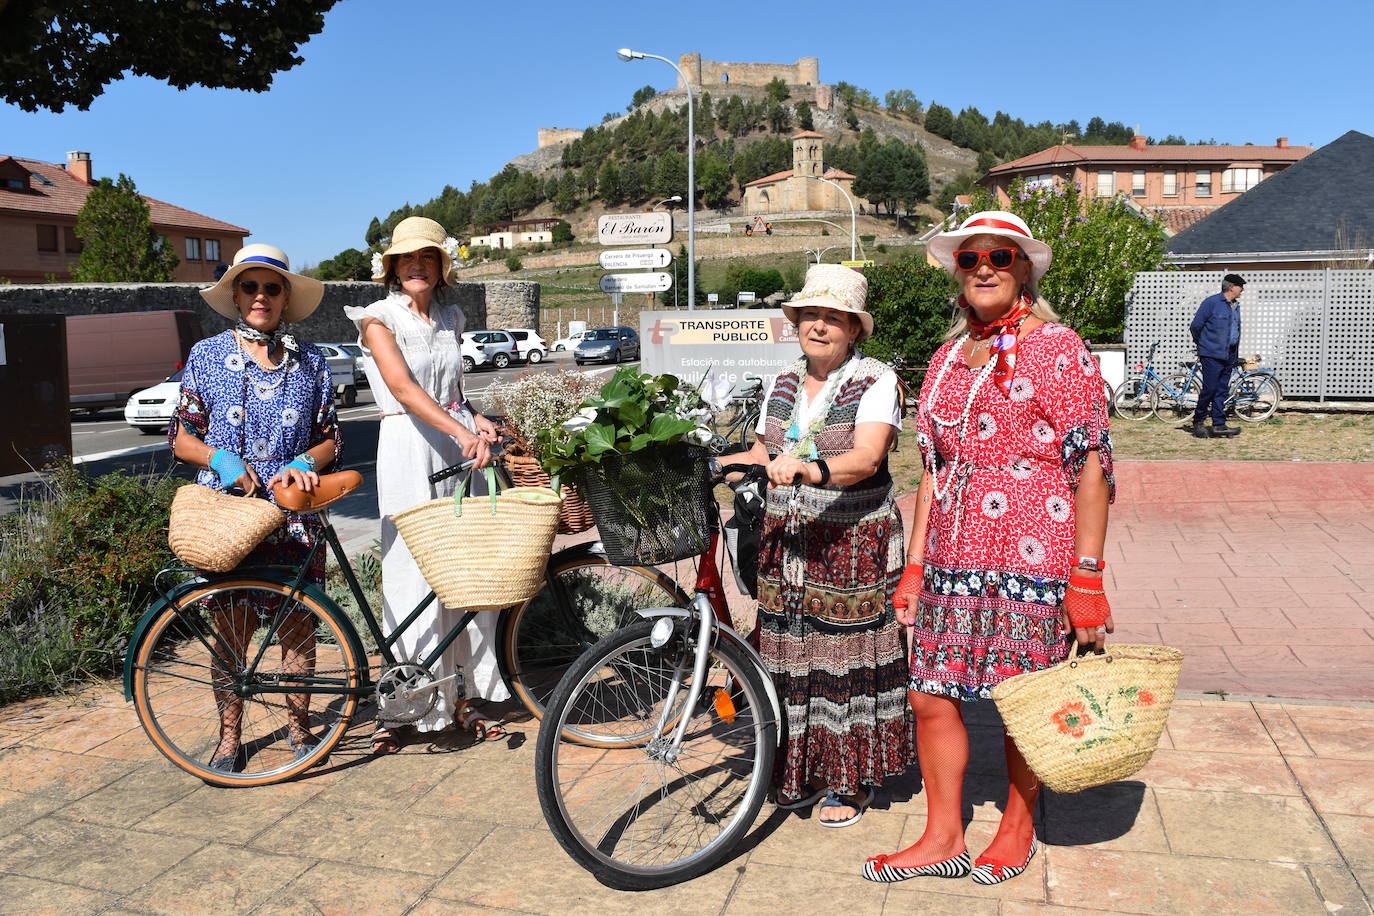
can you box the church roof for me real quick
[791,131,825,140]
[743,169,794,188]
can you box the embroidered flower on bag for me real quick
[1137,690,1156,707]
[976,412,996,440]
[1052,701,1092,738]
[981,490,1009,519]
[1009,377,1035,401]
[1045,494,1070,522]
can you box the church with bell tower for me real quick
[742,131,865,216]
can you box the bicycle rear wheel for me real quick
[1233,374,1281,421]
[1110,377,1156,420]
[500,554,688,722]
[535,620,776,890]
[130,579,362,787]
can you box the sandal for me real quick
[455,702,507,742]
[818,788,872,828]
[370,726,403,755]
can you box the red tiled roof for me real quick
[744,168,793,188]
[1150,206,1216,236]
[822,168,855,180]
[0,156,249,234]
[988,143,1313,174]
[791,131,824,140]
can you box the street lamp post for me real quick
[618,48,695,309]
[802,244,842,264]
[796,172,857,261]
[652,196,682,307]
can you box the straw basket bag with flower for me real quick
[991,644,1183,793]
[489,370,601,534]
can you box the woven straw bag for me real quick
[503,453,594,534]
[167,484,285,573]
[991,644,1183,793]
[391,467,561,611]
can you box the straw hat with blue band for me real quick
[200,243,325,323]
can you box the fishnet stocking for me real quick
[978,732,1039,866]
[871,690,969,867]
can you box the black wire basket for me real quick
[575,443,713,566]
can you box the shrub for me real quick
[505,254,523,272]
[860,234,875,243]
[0,462,181,703]
[863,254,958,366]
[325,541,382,653]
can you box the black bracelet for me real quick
[813,458,831,486]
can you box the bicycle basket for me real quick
[503,453,595,534]
[167,484,285,573]
[575,443,713,566]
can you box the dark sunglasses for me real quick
[237,279,284,297]
[954,248,1020,271]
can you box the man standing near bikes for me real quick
[1189,274,1245,438]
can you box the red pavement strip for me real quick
[895,461,1374,703]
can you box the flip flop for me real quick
[456,703,507,742]
[776,785,827,810]
[818,788,871,828]
[370,727,403,755]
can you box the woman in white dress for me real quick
[345,216,506,752]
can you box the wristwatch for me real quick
[1075,556,1107,572]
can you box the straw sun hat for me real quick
[199,243,324,323]
[372,216,456,286]
[927,210,1054,283]
[782,263,874,342]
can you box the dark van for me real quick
[67,310,202,411]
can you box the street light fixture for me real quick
[802,244,843,264]
[618,47,696,309]
[652,195,682,210]
[796,173,858,262]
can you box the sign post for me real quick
[598,248,673,270]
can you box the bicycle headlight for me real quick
[650,616,675,647]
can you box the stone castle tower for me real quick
[676,53,820,89]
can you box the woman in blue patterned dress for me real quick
[169,244,342,772]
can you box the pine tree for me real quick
[73,174,179,282]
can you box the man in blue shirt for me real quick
[1189,274,1245,438]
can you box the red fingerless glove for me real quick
[893,562,923,610]
[1063,573,1112,627]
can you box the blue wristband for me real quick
[283,455,315,473]
[209,449,249,489]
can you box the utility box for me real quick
[0,314,71,476]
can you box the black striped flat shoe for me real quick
[970,836,1039,885]
[861,850,971,883]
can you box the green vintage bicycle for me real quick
[124,461,687,787]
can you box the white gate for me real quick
[1125,270,1374,399]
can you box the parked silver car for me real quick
[574,326,641,365]
[460,330,519,370]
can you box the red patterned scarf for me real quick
[962,292,1033,397]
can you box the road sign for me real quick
[599,272,673,294]
[598,212,673,246]
[597,248,673,270]
[737,291,757,303]
[707,293,719,303]
[744,215,772,236]
[840,260,876,268]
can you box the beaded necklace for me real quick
[782,354,853,459]
[922,335,996,501]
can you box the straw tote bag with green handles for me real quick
[991,644,1183,793]
[391,467,561,611]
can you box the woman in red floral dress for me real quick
[862,211,1115,886]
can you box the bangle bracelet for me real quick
[293,452,317,471]
[1067,583,1107,595]
[813,458,831,486]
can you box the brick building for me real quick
[0,151,249,283]
[981,136,1312,235]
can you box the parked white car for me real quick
[327,342,369,388]
[313,343,360,406]
[123,369,182,434]
[507,329,548,364]
[552,329,591,351]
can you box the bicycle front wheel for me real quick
[1110,377,1156,420]
[535,620,777,890]
[1233,375,1281,422]
[130,579,362,787]
[1156,374,1201,422]
[501,556,688,722]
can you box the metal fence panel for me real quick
[1124,270,1374,399]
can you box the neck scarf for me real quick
[962,292,1033,397]
[235,320,298,356]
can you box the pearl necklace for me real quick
[922,334,996,501]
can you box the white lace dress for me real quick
[345,291,509,732]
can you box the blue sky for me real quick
[3,0,1368,267]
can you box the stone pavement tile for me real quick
[1107,623,1161,644]
[1324,814,1374,863]
[1156,587,1236,609]
[1045,846,1324,914]
[1135,747,1301,795]
[429,824,738,913]
[1153,787,1340,864]
[1289,758,1374,817]
[24,704,142,755]
[1283,703,1374,722]
[725,861,881,915]
[1216,607,1293,628]
[1288,716,1374,760]
[881,884,1001,915]
[1043,782,1168,853]
[1253,706,1315,758]
[119,844,311,915]
[0,789,63,834]
[72,713,203,762]
[56,767,200,827]
[1164,704,1277,755]
[251,799,492,876]
[412,762,544,828]
[747,804,906,874]
[0,875,115,915]
[1224,646,1301,668]
[136,777,327,844]
[1234,626,1371,645]
[406,901,534,915]
[1305,864,1373,916]
[1292,592,1364,608]
[253,860,436,916]
[1285,576,1364,595]
[1156,623,1239,645]
[1294,645,1374,667]
[1356,870,1374,907]
[1124,606,1226,624]
[0,819,202,894]
[0,746,135,799]
[309,743,467,812]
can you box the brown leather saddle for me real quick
[271,470,363,514]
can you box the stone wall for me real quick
[536,127,582,149]
[0,279,542,341]
[677,53,820,88]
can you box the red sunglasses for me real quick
[954,247,1020,271]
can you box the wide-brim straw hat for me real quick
[928,210,1053,283]
[373,216,454,287]
[781,263,873,342]
[199,243,324,323]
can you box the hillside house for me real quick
[468,217,561,249]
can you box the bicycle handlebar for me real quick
[719,462,803,487]
[429,441,507,485]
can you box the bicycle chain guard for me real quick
[375,663,441,723]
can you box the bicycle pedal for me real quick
[713,688,737,723]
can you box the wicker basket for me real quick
[392,469,562,611]
[167,484,285,573]
[992,644,1183,793]
[575,443,712,566]
[503,454,594,534]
